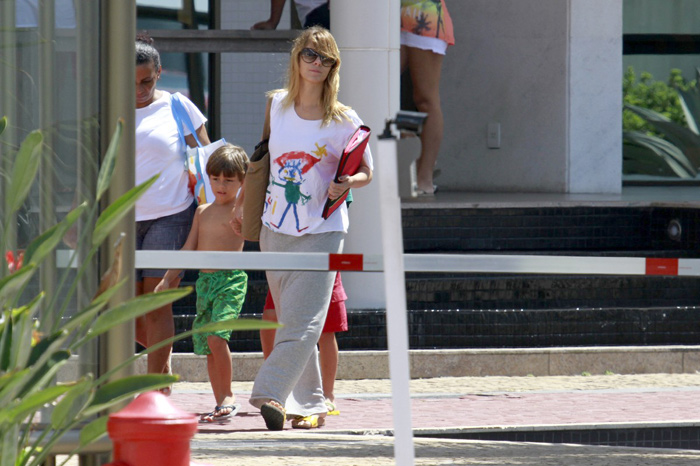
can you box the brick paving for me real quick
[166,374,700,465]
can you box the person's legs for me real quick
[250,228,341,420]
[141,276,179,374]
[136,203,194,374]
[260,295,277,359]
[404,45,444,194]
[318,332,338,403]
[206,335,235,407]
[135,281,147,347]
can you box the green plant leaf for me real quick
[91,277,128,308]
[6,130,43,215]
[623,131,696,178]
[1,383,71,424]
[625,103,700,169]
[0,311,13,371]
[23,202,88,267]
[84,374,178,416]
[96,119,123,202]
[8,296,42,372]
[78,288,191,346]
[92,174,158,248]
[78,415,109,450]
[51,377,94,429]
[27,328,68,367]
[78,415,109,449]
[95,318,280,386]
[195,317,281,333]
[677,87,700,135]
[17,350,71,399]
[0,264,36,309]
[0,368,31,406]
[0,116,7,137]
[59,302,106,335]
[0,422,19,466]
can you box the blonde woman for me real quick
[247,27,373,430]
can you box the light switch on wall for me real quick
[487,122,501,149]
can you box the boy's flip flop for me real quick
[200,403,240,423]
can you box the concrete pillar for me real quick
[568,0,622,193]
[439,0,622,194]
[332,0,400,309]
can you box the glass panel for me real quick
[137,0,211,118]
[624,0,700,34]
[623,1,700,183]
[1,0,100,328]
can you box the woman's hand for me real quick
[154,277,170,293]
[230,205,244,237]
[328,175,352,200]
[328,162,373,199]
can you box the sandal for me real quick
[261,401,286,431]
[291,414,325,429]
[325,400,340,416]
[200,403,240,423]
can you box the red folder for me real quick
[322,125,371,219]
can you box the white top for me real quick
[293,0,327,25]
[135,91,206,221]
[262,91,373,236]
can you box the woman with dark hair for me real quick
[134,33,211,382]
[247,26,373,430]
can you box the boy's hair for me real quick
[206,143,249,181]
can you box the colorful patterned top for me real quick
[400,0,455,46]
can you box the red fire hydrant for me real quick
[104,391,204,466]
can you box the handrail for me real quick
[147,29,299,53]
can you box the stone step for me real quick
[58,346,700,383]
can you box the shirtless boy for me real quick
[156,143,249,422]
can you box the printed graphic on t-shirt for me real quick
[400,0,453,43]
[266,150,322,233]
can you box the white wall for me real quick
[438,0,622,193]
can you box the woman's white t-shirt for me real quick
[135,91,206,221]
[262,91,373,236]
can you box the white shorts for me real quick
[400,30,448,55]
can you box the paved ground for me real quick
[166,373,700,465]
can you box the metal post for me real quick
[377,136,416,465]
[0,0,18,267]
[38,0,57,331]
[82,1,137,464]
[99,0,136,392]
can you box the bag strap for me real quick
[170,93,203,150]
[262,96,272,140]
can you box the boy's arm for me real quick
[155,206,202,292]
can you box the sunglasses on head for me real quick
[300,48,336,67]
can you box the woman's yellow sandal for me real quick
[291,414,326,429]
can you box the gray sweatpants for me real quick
[249,227,344,417]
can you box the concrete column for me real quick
[568,0,622,193]
[331,0,400,308]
